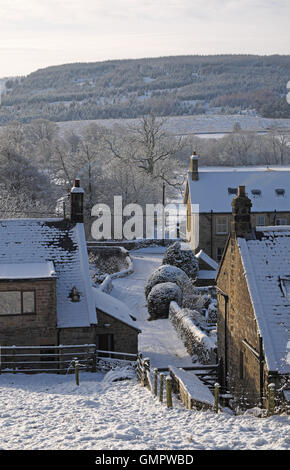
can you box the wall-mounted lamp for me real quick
[69,286,80,302]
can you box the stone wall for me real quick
[216,236,268,405]
[0,279,57,346]
[59,311,139,355]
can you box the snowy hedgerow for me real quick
[169,303,216,364]
[162,242,199,279]
[147,282,182,320]
[145,264,190,299]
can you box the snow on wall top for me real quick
[0,218,97,328]
[169,365,215,406]
[238,227,290,374]
[92,287,141,332]
[185,166,290,213]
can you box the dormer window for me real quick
[228,188,238,195]
[228,187,238,195]
[275,189,285,197]
[251,189,261,196]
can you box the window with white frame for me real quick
[0,290,35,315]
[256,215,266,226]
[276,218,287,226]
[216,216,228,234]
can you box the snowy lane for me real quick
[110,247,193,368]
[0,373,289,450]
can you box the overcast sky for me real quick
[1,0,290,77]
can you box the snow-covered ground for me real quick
[0,372,289,450]
[0,246,289,450]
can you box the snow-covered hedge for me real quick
[169,301,216,364]
[182,282,209,310]
[162,242,199,279]
[90,248,134,290]
[147,282,182,320]
[145,264,190,299]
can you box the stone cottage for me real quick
[0,179,140,356]
[184,153,290,263]
[216,186,290,406]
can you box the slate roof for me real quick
[238,226,290,374]
[0,218,97,328]
[184,166,290,213]
[92,287,141,332]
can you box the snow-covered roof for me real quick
[92,287,141,332]
[0,218,97,328]
[196,250,218,271]
[238,226,290,374]
[185,166,290,213]
[0,262,56,279]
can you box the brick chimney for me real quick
[231,186,252,237]
[70,178,84,223]
[190,152,199,181]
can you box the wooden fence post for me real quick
[74,358,79,386]
[166,377,173,409]
[159,373,165,403]
[214,383,220,413]
[12,345,16,374]
[144,358,150,389]
[267,383,276,416]
[153,368,158,397]
[137,353,143,385]
[91,345,97,372]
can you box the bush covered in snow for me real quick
[162,242,199,279]
[145,264,190,299]
[102,366,136,383]
[182,282,208,310]
[147,282,182,320]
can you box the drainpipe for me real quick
[210,210,213,259]
[216,286,229,390]
[259,335,264,406]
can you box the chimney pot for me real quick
[238,185,246,197]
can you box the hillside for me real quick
[1,55,290,124]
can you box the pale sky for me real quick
[1,0,290,77]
